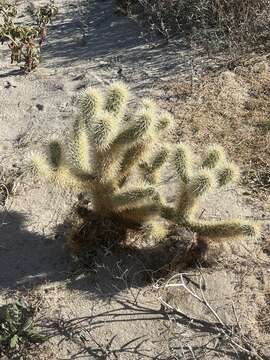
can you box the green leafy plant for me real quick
[0,1,58,72]
[0,299,47,359]
[32,82,259,252]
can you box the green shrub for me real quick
[0,299,47,359]
[0,1,58,72]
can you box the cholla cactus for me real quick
[33,81,259,246]
[32,82,172,234]
[160,144,260,240]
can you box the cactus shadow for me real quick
[0,210,206,297]
[0,210,70,291]
[64,210,209,297]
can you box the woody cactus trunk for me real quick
[32,81,259,245]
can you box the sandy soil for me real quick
[0,1,269,359]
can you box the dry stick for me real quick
[158,273,266,360]
[188,344,197,360]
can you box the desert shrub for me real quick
[0,1,58,72]
[32,82,259,255]
[0,299,47,359]
[116,0,270,51]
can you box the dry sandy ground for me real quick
[0,0,270,359]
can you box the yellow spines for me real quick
[139,145,170,184]
[157,111,174,132]
[188,219,260,240]
[32,152,55,180]
[91,111,117,150]
[69,118,91,172]
[174,143,193,184]
[216,162,240,187]
[201,145,226,169]
[105,81,129,117]
[112,185,157,211]
[79,87,103,121]
[118,203,160,223]
[143,220,168,241]
[114,109,156,146]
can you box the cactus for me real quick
[33,81,259,248]
[32,82,172,233]
[160,143,260,241]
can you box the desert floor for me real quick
[0,1,269,359]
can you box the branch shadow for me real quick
[41,0,190,91]
[0,68,24,79]
[43,1,144,65]
[43,297,241,360]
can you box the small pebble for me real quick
[36,104,44,111]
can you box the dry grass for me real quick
[160,56,270,198]
[116,0,270,52]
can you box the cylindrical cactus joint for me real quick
[217,162,239,187]
[190,171,214,197]
[202,145,225,169]
[79,88,103,121]
[174,144,192,184]
[49,140,62,168]
[105,81,129,116]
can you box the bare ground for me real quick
[0,0,269,359]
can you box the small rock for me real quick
[73,74,85,81]
[36,103,44,111]
[4,80,17,89]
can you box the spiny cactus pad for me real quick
[33,81,259,245]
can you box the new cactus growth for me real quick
[33,82,259,251]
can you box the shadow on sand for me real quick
[41,0,190,90]
[0,210,153,294]
[0,210,70,290]
[0,210,165,295]
[0,209,204,296]
[1,211,264,360]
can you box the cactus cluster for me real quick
[0,1,58,72]
[32,81,259,247]
[161,144,259,240]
